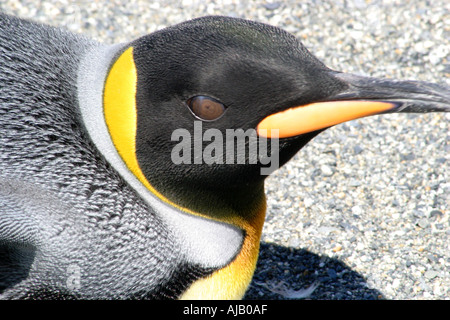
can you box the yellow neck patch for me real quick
[103,46,266,299]
[103,46,175,205]
[180,200,266,300]
[104,47,139,179]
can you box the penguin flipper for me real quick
[0,179,40,295]
[0,180,39,248]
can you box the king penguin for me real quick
[0,13,448,300]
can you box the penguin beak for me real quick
[257,72,450,138]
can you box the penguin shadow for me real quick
[244,242,384,300]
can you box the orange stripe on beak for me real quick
[257,100,397,138]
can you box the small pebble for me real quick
[424,270,439,280]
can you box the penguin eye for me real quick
[187,96,226,121]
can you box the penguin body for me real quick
[0,13,241,299]
[0,13,448,299]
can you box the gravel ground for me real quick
[1,0,448,300]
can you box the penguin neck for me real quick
[145,165,266,217]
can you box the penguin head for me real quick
[103,16,449,216]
